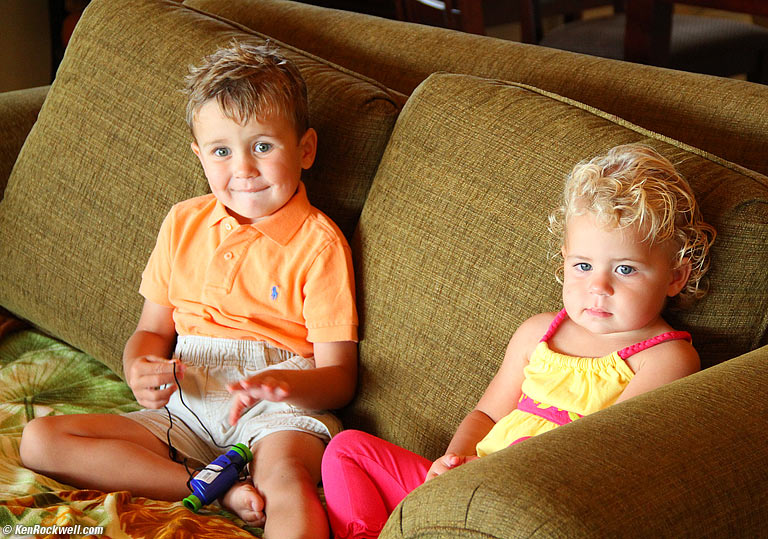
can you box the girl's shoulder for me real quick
[624,331,700,379]
[498,312,560,373]
[512,312,560,345]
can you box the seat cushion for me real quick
[347,72,768,458]
[0,0,401,375]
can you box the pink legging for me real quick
[321,429,431,539]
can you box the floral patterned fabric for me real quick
[0,320,262,538]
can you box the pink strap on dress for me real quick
[617,331,692,360]
[540,308,568,343]
[540,308,692,359]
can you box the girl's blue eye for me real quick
[213,148,230,157]
[616,265,635,275]
[254,142,272,153]
[575,263,592,272]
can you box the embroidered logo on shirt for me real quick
[270,286,279,301]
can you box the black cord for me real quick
[164,361,250,489]
[171,362,231,450]
[164,405,196,490]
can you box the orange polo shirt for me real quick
[140,182,357,358]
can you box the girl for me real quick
[320,143,716,539]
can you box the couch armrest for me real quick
[382,345,768,538]
[0,86,49,200]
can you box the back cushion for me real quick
[185,0,768,177]
[0,0,400,375]
[347,73,768,459]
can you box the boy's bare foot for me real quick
[220,480,265,527]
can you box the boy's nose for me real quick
[234,154,259,177]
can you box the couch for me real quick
[0,0,766,536]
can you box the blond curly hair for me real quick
[548,144,716,306]
[184,41,309,138]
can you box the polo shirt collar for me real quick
[255,182,311,245]
[207,182,311,246]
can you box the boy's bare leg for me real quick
[20,414,192,501]
[223,430,327,538]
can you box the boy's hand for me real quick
[126,356,185,409]
[227,373,291,425]
[424,453,479,482]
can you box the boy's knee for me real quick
[20,416,59,469]
[257,455,313,490]
[256,454,321,501]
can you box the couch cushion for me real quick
[185,0,768,177]
[0,86,49,201]
[0,0,400,375]
[347,72,768,459]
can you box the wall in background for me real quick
[0,0,51,92]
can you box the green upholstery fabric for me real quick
[185,0,768,177]
[344,73,768,460]
[382,345,768,537]
[0,86,48,200]
[0,0,400,376]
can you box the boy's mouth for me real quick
[233,185,269,194]
[586,308,612,318]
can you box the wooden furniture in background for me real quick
[624,0,768,65]
[519,0,768,82]
[520,0,624,42]
[394,0,486,33]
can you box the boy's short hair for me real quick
[549,143,716,306]
[185,41,309,138]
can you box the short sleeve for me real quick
[302,238,358,343]
[139,208,175,307]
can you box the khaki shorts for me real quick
[125,335,341,465]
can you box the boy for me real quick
[20,42,358,539]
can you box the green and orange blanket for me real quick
[0,319,262,538]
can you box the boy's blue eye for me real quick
[616,265,635,275]
[213,148,230,157]
[254,142,272,153]
[575,263,592,272]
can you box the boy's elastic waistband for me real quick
[174,334,298,368]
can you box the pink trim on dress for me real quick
[540,308,568,343]
[517,393,583,426]
[509,436,532,446]
[541,309,692,360]
[617,331,692,360]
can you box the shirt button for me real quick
[224,252,233,260]
[224,222,233,231]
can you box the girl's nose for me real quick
[589,273,613,296]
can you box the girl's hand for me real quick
[227,373,292,425]
[424,453,479,482]
[126,356,184,409]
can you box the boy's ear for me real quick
[667,258,692,297]
[191,141,202,160]
[299,128,317,170]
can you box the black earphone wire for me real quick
[164,361,251,490]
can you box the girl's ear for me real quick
[667,258,692,297]
[299,128,318,170]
